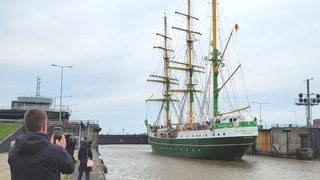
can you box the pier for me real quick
[0,148,107,180]
[67,149,106,180]
[0,120,107,179]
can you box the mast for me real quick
[212,0,219,117]
[211,1,245,117]
[163,15,171,128]
[172,0,201,128]
[147,14,176,128]
[186,0,194,127]
[36,76,41,97]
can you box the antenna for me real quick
[36,76,41,97]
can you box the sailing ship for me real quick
[145,0,258,160]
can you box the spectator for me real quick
[80,121,85,130]
[10,141,15,147]
[88,138,92,148]
[78,137,93,180]
[8,109,75,180]
[66,134,76,162]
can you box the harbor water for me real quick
[100,145,320,180]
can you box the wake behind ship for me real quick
[144,0,258,160]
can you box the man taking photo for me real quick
[8,109,75,180]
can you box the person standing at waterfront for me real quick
[66,134,77,162]
[78,137,93,180]
[7,109,75,180]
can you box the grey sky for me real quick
[0,0,319,133]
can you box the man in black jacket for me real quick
[77,137,93,180]
[8,109,75,180]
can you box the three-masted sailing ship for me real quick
[145,0,258,160]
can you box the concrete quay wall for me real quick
[254,126,320,157]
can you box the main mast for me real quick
[187,0,194,127]
[172,0,202,128]
[212,0,219,117]
[163,15,171,127]
[211,1,248,117]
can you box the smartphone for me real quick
[53,127,62,143]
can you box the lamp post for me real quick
[251,101,269,128]
[52,64,73,122]
[305,78,313,126]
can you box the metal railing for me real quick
[0,119,23,141]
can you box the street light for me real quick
[251,101,269,128]
[51,64,73,122]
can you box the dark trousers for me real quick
[78,170,90,180]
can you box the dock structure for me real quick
[252,126,320,158]
[0,120,106,179]
[99,134,148,144]
[67,149,107,180]
[0,152,10,179]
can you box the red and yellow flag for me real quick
[235,24,239,32]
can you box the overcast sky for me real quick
[0,0,319,134]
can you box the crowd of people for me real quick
[7,109,94,180]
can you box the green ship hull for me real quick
[149,135,256,160]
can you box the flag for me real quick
[235,24,239,32]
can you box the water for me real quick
[99,145,320,180]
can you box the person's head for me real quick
[24,109,48,133]
[65,134,70,140]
